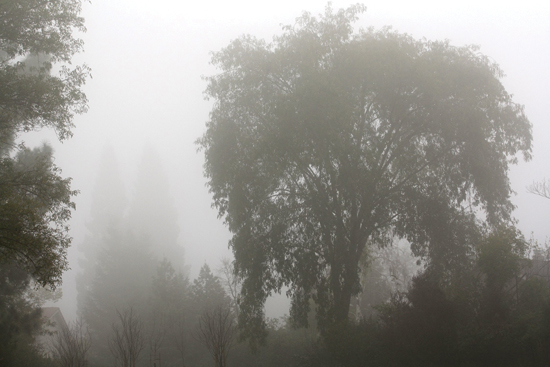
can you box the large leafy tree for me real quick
[0,0,89,287]
[199,4,532,338]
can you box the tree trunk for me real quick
[332,239,362,325]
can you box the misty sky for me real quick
[25,0,550,320]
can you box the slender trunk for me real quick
[332,239,361,324]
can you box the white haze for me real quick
[23,0,550,320]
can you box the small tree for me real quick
[148,313,166,367]
[170,309,187,367]
[195,305,237,367]
[109,308,145,367]
[50,319,91,367]
[217,258,242,319]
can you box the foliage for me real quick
[0,264,41,363]
[0,0,89,135]
[353,240,419,319]
[0,144,76,287]
[151,258,188,317]
[0,264,57,366]
[148,258,189,367]
[477,227,526,325]
[199,3,532,340]
[222,314,318,367]
[378,273,458,366]
[192,264,230,312]
[299,229,550,367]
[0,0,90,288]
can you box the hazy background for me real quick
[24,0,550,320]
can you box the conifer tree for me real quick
[77,145,127,318]
[128,146,185,272]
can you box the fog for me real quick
[24,0,550,322]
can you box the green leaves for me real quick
[200,3,532,338]
[0,144,75,287]
[0,0,86,61]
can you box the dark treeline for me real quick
[308,232,550,367]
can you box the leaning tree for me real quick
[198,4,532,341]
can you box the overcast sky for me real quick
[28,0,550,319]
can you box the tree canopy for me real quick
[0,0,89,287]
[0,0,89,142]
[199,4,532,339]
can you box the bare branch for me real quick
[169,309,187,367]
[527,178,550,200]
[217,257,242,319]
[50,318,91,367]
[148,313,166,367]
[195,305,237,367]
[109,307,145,367]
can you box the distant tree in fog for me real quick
[149,259,189,366]
[198,3,532,342]
[50,318,92,367]
[147,313,166,367]
[195,305,237,367]
[192,264,230,313]
[77,145,191,366]
[77,145,127,322]
[171,309,188,367]
[218,258,242,319]
[109,308,145,367]
[128,146,186,272]
[81,227,153,366]
[151,258,189,318]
